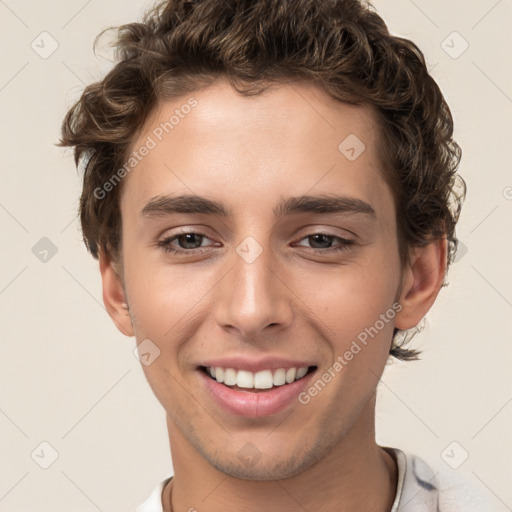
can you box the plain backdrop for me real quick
[1,1,511,510]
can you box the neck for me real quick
[162,402,397,512]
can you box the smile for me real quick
[198,364,318,417]
[202,365,314,390]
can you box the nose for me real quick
[214,240,294,340]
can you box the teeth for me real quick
[236,370,254,389]
[208,366,310,389]
[273,368,286,386]
[285,368,297,383]
[254,370,273,389]
[296,367,308,379]
[223,368,237,386]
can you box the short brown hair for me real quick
[58,0,465,360]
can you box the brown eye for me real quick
[157,231,216,254]
[295,232,354,253]
[175,233,205,249]
[307,234,335,249]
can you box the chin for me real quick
[204,446,320,481]
[213,462,301,481]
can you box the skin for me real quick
[99,79,447,511]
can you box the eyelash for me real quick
[156,231,354,255]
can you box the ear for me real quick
[98,250,134,337]
[395,237,447,330]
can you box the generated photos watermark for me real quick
[93,97,198,200]
[298,302,402,405]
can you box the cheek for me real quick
[292,249,401,357]
[299,267,399,413]
[299,259,399,322]
[123,245,210,337]
[125,259,205,404]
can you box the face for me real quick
[103,80,429,480]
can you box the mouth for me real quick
[196,357,319,417]
[199,365,317,393]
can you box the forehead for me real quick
[121,80,388,218]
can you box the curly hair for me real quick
[58,0,465,360]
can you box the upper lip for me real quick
[198,356,316,373]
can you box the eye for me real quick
[155,230,354,256]
[157,231,216,254]
[294,232,354,253]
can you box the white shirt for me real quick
[136,447,492,511]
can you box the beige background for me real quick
[1,0,511,510]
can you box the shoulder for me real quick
[386,447,493,512]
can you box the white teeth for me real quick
[285,368,297,383]
[273,368,286,386]
[296,367,308,379]
[208,366,311,389]
[224,368,237,386]
[236,370,254,388]
[254,370,273,389]
[215,367,224,383]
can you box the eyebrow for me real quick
[140,193,376,219]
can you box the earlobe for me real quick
[394,238,447,331]
[98,250,134,337]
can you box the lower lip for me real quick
[199,368,316,418]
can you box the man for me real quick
[59,0,491,510]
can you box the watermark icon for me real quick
[93,97,198,200]
[133,338,161,366]
[236,236,264,264]
[237,442,262,467]
[32,237,58,263]
[298,302,402,405]
[454,240,468,263]
[31,441,59,469]
[503,186,512,200]
[441,31,469,60]
[441,441,469,469]
[338,134,366,161]
[31,31,59,59]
